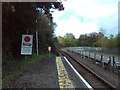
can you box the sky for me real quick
[52,0,119,38]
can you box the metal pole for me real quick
[27,29,29,34]
[49,51,50,57]
[94,53,96,63]
[25,29,29,61]
[82,51,83,57]
[112,56,115,72]
[85,51,86,58]
[101,55,103,67]
[82,51,83,58]
[109,57,111,71]
[89,52,90,60]
[36,31,38,55]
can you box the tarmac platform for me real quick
[10,56,92,89]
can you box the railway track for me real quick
[59,50,117,89]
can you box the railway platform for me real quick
[9,56,92,89]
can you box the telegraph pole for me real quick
[36,30,39,55]
[36,19,39,55]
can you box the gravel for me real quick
[66,51,120,88]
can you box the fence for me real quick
[67,47,120,54]
[67,47,120,74]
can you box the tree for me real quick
[77,32,98,47]
[2,2,64,77]
[3,2,64,58]
[64,33,75,39]
[57,33,77,47]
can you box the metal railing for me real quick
[67,47,120,54]
[67,47,120,74]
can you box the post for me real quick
[101,55,103,67]
[81,51,82,56]
[82,51,83,58]
[89,52,90,60]
[85,51,86,58]
[113,56,115,72]
[48,46,51,57]
[94,53,96,63]
[36,31,38,55]
[25,29,29,61]
[108,57,112,71]
[83,51,84,58]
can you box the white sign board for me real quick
[48,46,51,52]
[21,35,33,55]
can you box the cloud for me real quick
[53,0,119,38]
[55,17,99,38]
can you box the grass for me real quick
[2,53,56,86]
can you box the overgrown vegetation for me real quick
[3,54,55,84]
[2,2,64,83]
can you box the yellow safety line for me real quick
[56,57,74,89]
[56,57,64,88]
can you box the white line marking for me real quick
[64,56,94,89]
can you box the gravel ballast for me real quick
[66,51,120,88]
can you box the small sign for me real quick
[48,46,51,52]
[21,35,33,55]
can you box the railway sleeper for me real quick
[61,51,117,89]
[73,51,120,74]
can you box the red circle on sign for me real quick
[24,36,30,42]
[48,50,51,52]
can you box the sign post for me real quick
[48,46,51,57]
[21,34,33,61]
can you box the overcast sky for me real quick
[52,0,119,38]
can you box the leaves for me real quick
[57,33,77,47]
[2,2,64,81]
[58,32,120,48]
[3,2,64,57]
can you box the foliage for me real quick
[57,33,77,47]
[2,2,64,81]
[3,2,64,58]
[2,54,54,84]
[58,32,120,48]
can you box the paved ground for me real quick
[56,57,75,88]
[60,56,89,88]
[11,57,59,88]
[9,56,91,89]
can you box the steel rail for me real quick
[60,50,118,89]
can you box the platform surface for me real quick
[10,56,90,88]
[60,56,89,88]
[11,57,59,88]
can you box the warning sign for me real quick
[21,35,33,55]
[48,46,51,52]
